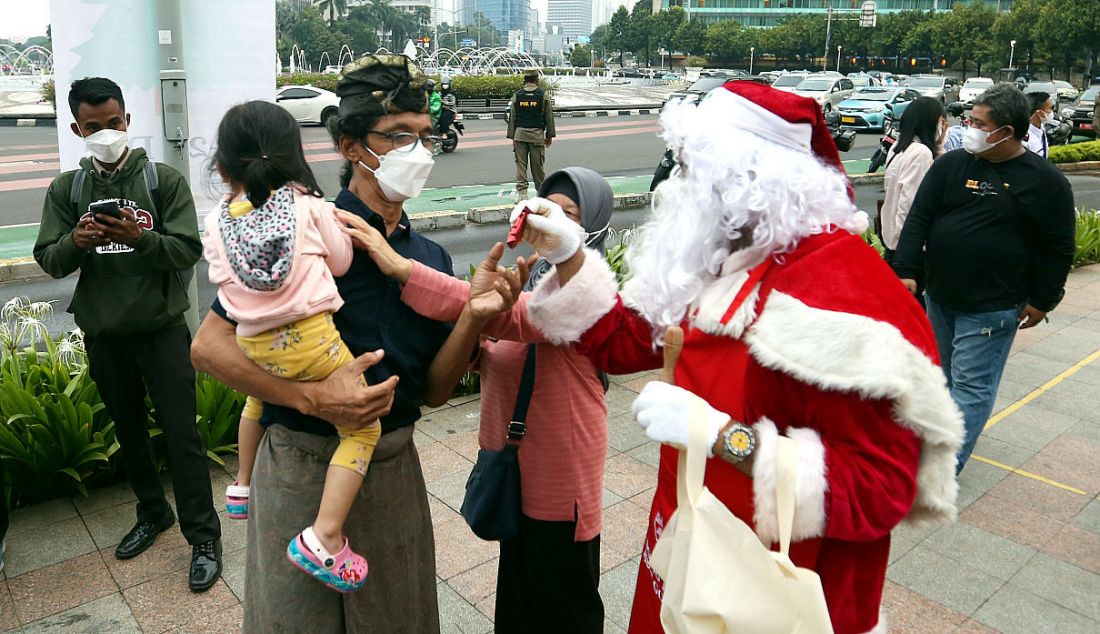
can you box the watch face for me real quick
[729,429,753,453]
[724,424,756,461]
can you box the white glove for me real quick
[510,197,585,264]
[632,382,730,457]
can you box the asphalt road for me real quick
[0,116,886,227]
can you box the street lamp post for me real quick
[837,45,842,73]
[1009,39,1017,71]
[823,6,833,72]
[749,46,755,75]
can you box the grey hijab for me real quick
[525,167,614,291]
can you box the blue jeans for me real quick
[925,296,1022,473]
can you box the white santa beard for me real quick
[622,126,865,343]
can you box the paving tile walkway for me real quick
[3,265,1100,633]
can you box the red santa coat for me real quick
[526,230,964,634]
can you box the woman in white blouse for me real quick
[881,97,948,264]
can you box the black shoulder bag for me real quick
[460,344,536,541]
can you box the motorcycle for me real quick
[867,105,899,173]
[1045,115,1073,146]
[437,95,465,154]
[825,110,857,153]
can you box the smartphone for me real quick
[89,199,122,219]
[506,207,530,248]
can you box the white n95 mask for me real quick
[82,128,129,163]
[358,142,435,202]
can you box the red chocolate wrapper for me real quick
[506,207,531,248]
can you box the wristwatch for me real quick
[719,423,756,465]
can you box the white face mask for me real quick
[82,128,129,164]
[1040,111,1056,126]
[962,125,1008,155]
[358,142,434,202]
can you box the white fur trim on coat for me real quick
[751,418,829,545]
[526,248,619,345]
[744,291,964,528]
[690,270,762,339]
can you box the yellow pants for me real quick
[238,312,380,476]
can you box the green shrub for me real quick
[277,72,538,100]
[1050,140,1100,164]
[0,300,117,503]
[0,298,245,509]
[41,79,55,106]
[1074,209,1100,269]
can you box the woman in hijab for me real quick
[344,167,615,633]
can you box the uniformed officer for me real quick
[507,69,556,201]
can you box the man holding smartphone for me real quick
[33,77,222,592]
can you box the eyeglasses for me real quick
[367,130,442,154]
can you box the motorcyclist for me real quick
[427,79,442,129]
[943,101,967,152]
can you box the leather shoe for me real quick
[115,513,175,560]
[189,539,223,592]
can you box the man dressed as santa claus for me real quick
[512,81,966,633]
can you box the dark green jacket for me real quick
[33,148,201,337]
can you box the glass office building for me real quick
[547,0,594,39]
[657,0,1012,26]
[461,0,532,34]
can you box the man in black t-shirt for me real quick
[893,84,1075,473]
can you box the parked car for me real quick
[1061,86,1099,138]
[771,73,810,93]
[835,87,921,131]
[793,75,856,112]
[275,85,340,126]
[665,76,729,105]
[1053,80,1080,103]
[958,77,994,106]
[660,72,681,80]
[905,75,958,103]
[322,65,342,75]
[848,75,879,88]
[613,67,641,78]
[1024,81,1059,104]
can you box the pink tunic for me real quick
[203,189,353,337]
[402,262,609,541]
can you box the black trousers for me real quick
[495,513,604,634]
[85,324,220,545]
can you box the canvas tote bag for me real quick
[649,402,833,634]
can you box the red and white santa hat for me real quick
[661,80,852,198]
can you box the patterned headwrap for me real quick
[336,54,429,116]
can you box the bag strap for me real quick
[70,169,87,216]
[676,401,710,515]
[142,161,160,215]
[506,344,538,443]
[774,436,799,557]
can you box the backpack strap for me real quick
[69,168,88,216]
[142,161,160,215]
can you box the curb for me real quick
[1056,160,1100,173]
[0,257,44,284]
[843,160,1100,186]
[0,192,654,286]
[457,106,663,121]
[0,117,56,127]
[466,191,652,224]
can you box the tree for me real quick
[675,18,708,58]
[627,1,655,67]
[590,24,612,63]
[313,0,349,26]
[704,20,743,63]
[1038,0,1100,82]
[653,6,685,68]
[570,45,593,67]
[608,6,631,67]
[289,6,343,69]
